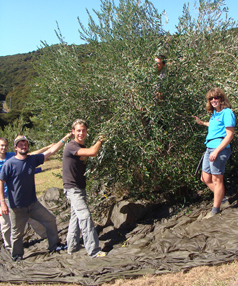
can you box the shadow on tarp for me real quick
[1,188,238,285]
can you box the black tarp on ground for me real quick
[0,187,238,285]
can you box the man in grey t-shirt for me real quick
[63,119,106,258]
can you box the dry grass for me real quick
[35,158,63,197]
[0,261,238,286]
[101,260,238,286]
[30,161,238,286]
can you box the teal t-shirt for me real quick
[205,108,236,148]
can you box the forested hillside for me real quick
[0,44,92,129]
[0,51,40,106]
[0,50,41,128]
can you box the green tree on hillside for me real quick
[30,0,238,200]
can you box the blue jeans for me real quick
[64,187,100,257]
[9,200,59,258]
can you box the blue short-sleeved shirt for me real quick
[205,108,236,148]
[0,152,15,198]
[0,154,44,208]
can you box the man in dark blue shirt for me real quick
[0,133,72,261]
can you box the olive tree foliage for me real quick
[0,116,33,152]
[30,0,238,200]
[163,0,238,193]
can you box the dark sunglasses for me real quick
[209,96,221,101]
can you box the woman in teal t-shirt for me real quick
[194,88,236,219]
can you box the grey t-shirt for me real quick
[63,140,87,189]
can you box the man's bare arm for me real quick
[0,180,8,215]
[43,133,72,161]
[75,136,107,157]
[29,144,55,155]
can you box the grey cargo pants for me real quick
[64,187,100,257]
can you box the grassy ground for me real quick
[9,159,237,286]
[35,158,63,197]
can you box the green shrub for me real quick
[30,0,238,201]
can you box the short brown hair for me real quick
[0,137,8,144]
[71,119,88,130]
[206,88,231,113]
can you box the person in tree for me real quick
[63,119,106,258]
[155,54,166,79]
[194,88,236,219]
[154,54,167,102]
[0,133,72,261]
[139,54,167,139]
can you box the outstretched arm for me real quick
[43,133,72,161]
[0,180,9,215]
[75,135,107,157]
[29,143,55,155]
[193,116,209,127]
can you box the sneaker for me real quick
[12,255,23,262]
[67,249,79,255]
[202,211,219,220]
[55,243,67,252]
[93,251,107,258]
[50,242,67,253]
[220,199,231,210]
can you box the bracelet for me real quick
[61,140,65,144]
[0,199,5,202]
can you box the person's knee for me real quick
[50,214,56,223]
[212,176,224,187]
[44,211,56,223]
[47,216,57,227]
[11,222,27,238]
[12,229,24,239]
[75,207,91,220]
[201,173,210,185]
[200,175,205,184]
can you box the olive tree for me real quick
[30,0,238,200]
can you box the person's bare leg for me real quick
[212,174,225,208]
[201,171,214,192]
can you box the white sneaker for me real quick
[93,251,107,258]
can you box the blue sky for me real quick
[0,0,237,57]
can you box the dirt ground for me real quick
[34,159,238,286]
[1,159,237,286]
